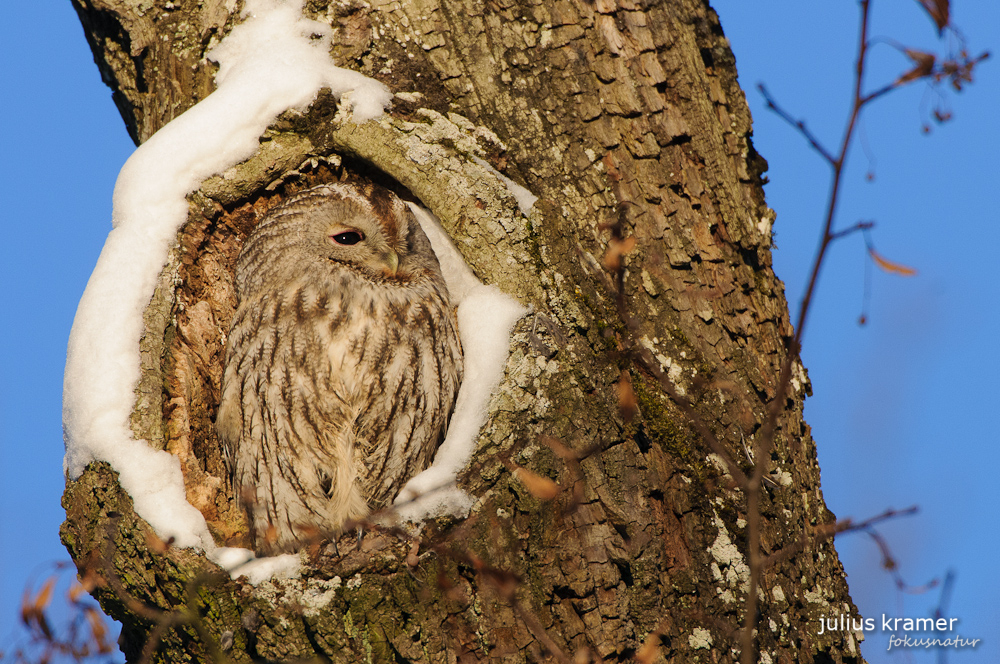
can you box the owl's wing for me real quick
[216,359,243,484]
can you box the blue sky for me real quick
[714,1,999,662]
[1,2,996,663]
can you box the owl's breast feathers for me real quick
[217,183,463,551]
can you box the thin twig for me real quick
[757,85,837,165]
[829,220,875,241]
[759,505,918,570]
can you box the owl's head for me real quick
[239,182,441,288]
[313,190,406,281]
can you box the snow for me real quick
[208,0,392,124]
[395,205,527,521]
[208,548,301,585]
[62,0,524,578]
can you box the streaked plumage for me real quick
[217,182,463,552]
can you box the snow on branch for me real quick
[394,205,527,521]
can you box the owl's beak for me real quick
[382,249,400,276]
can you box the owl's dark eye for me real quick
[331,230,365,246]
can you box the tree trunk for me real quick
[62,0,864,662]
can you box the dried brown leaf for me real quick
[34,577,55,614]
[603,235,636,271]
[145,531,173,554]
[21,577,55,627]
[513,466,560,500]
[85,607,113,654]
[406,541,420,568]
[540,435,579,461]
[67,582,86,604]
[897,49,936,84]
[78,564,103,595]
[20,578,56,639]
[616,370,638,422]
[869,248,918,276]
[19,590,31,627]
[933,108,953,123]
[917,0,950,33]
[635,631,661,664]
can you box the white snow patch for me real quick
[395,204,527,521]
[209,0,392,124]
[62,0,391,554]
[471,156,538,216]
[209,548,301,584]
[208,546,256,571]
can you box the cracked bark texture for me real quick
[61,0,866,662]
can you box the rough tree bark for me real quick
[62,0,865,662]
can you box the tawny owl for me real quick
[216,182,463,553]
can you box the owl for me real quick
[216,182,463,553]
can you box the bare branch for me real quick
[757,84,837,165]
